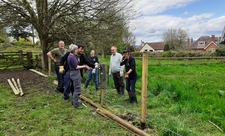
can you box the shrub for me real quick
[215,47,225,56]
[162,51,175,57]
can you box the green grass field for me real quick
[0,57,225,136]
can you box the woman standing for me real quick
[120,49,138,104]
[67,44,88,109]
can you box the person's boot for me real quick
[74,103,83,109]
[132,93,138,105]
[128,92,133,103]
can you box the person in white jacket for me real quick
[109,46,125,97]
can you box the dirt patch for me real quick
[0,70,54,93]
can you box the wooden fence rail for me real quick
[0,50,42,71]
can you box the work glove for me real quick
[59,66,65,74]
[120,70,123,77]
[94,62,99,69]
[92,69,96,74]
[125,72,129,78]
[53,59,57,63]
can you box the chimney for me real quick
[191,37,193,44]
[211,35,215,42]
[187,37,190,49]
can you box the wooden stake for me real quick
[80,95,149,136]
[48,57,51,76]
[141,52,148,129]
[11,78,19,93]
[29,69,48,78]
[99,64,107,105]
[7,79,19,95]
[17,78,24,96]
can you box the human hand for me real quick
[59,66,65,74]
[125,72,129,78]
[94,63,99,68]
[120,71,123,77]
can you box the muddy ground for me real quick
[0,70,54,93]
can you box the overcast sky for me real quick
[130,0,225,45]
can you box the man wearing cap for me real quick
[109,46,125,97]
[47,40,68,93]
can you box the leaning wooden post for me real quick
[140,52,148,129]
[99,64,107,105]
[48,57,51,76]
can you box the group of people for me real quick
[47,41,138,109]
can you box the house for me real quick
[139,41,165,52]
[190,35,219,52]
[220,26,225,44]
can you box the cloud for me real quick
[130,0,225,44]
[130,14,225,43]
[134,0,197,15]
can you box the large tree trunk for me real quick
[40,36,49,70]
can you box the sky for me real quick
[130,0,225,45]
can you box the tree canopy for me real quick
[0,0,135,68]
[162,28,188,51]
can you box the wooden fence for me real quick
[0,50,42,71]
[135,56,225,66]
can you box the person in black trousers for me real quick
[59,44,94,102]
[120,49,138,104]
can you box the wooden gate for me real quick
[0,50,42,71]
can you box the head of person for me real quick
[58,41,65,49]
[111,46,117,55]
[69,44,78,55]
[123,49,131,58]
[77,44,85,55]
[90,50,95,57]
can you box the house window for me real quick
[198,41,205,46]
[145,49,148,51]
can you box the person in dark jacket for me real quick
[60,44,94,101]
[84,50,99,91]
[120,49,138,104]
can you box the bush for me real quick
[174,51,187,57]
[215,47,225,56]
[162,51,176,57]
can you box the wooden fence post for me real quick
[48,57,51,76]
[140,52,148,129]
[27,52,32,68]
[41,53,45,72]
[99,64,107,105]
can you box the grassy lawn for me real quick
[0,84,133,136]
[97,58,225,136]
[0,57,225,136]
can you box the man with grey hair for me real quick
[47,40,68,93]
[109,46,125,97]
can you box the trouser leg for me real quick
[94,69,99,90]
[84,70,92,88]
[112,72,120,94]
[63,74,71,100]
[55,64,64,92]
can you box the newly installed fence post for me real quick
[140,52,148,129]
[48,57,51,76]
[99,64,107,105]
